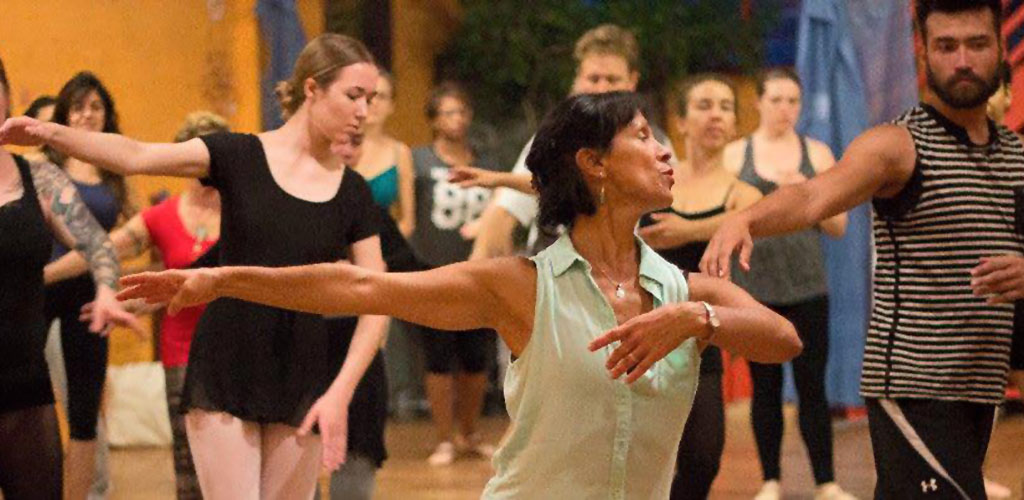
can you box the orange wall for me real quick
[2,0,322,201]
[389,0,461,147]
[2,0,265,200]
[1,0,321,363]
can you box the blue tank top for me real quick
[50,180,120,260]
[365,166,399,208]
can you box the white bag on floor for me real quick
[105,362,172,447]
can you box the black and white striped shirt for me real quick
[866,104,1024,405]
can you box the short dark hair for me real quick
[676,73,737,117]
[915,0,1002,40]
[425,81,471,120]
[24,95,56,119]
[527,91,643,228]
[756,67,801,97]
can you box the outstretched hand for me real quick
[699,214,754,281]
[0,116,51,147]
[589,302,708,383]
[118,269,219,315]
[298,389,349,471]
[88,286,147,338]
[448,165,498,188]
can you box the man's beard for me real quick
[926,62,1001,110]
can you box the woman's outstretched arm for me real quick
[119,257,537,351]
[1,116,210,178]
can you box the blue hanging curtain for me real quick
[257,0,308,131]
[794,0,871,409]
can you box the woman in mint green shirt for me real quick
[116,92,802,499]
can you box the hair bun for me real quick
[275,81,294,105]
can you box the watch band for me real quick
[699,301,720,343]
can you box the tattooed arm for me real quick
[31,161,143,334]
[44,214,153,284]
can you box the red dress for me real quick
[141,196,217,368]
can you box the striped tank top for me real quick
[865,104,1024,405]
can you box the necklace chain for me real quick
[591,262,635,299]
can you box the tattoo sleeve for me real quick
[31,162,120,289]
[125,223,148,256]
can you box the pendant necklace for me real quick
[193,226,208,255]
[592,262,633,299]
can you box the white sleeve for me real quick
[495,137,539,226]
[495,187,538,226]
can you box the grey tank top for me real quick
[734,136,828,305]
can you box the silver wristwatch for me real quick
[699,301,720,343]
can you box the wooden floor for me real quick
[110,403,1024,499]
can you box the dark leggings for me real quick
[165,365,202,500]
[45,275,108,441]
[0,404,62,500]
[671,371,724,500]
[749,296,834,485]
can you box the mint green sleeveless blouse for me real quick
[482,234,701,499]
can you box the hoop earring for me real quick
[599,183,606,205]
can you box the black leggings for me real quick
[749,295,834,485]
[45,275,108,441]
[671,371,724,499]
[0,404,62,500]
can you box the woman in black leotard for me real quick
[639,74,760,499]
[0,35,387,499]
[0,56,136,500]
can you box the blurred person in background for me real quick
[352,69,415,236]
[43,71,137,500]
[640,73,762,499]
[48,111,229,500]
[720,67,852,500]
[0,54,136,500]
[409,82,504,466]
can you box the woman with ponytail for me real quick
[0,34,386,499]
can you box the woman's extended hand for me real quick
[0,116,52,147]
[89,285,147,338]
[448,165,500,188]
[588,302,708,383]
[118,268,219,315]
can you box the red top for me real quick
[141,196,217,368]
